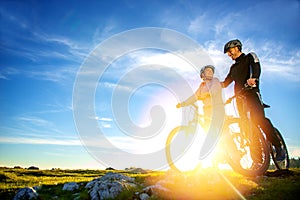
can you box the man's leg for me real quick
[236,97,262,163]
[248,93,281,147]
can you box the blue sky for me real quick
[0,0,299,170]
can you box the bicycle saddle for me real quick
[263,103,270,108]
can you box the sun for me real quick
[151,92,229,172]
[136,84,236,171]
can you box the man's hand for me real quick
[247,78,257,87]
[220,82,225,88]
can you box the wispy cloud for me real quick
[0,121,80,146]
[16,116,54,127]
[92,20,117,45]
[202,40,300,82]
[0,6,91,72]
[170,1,300,82]
[0,114,72,142]
[0,136,81,146]
[26,66,77,83]
[32,31,90,62]
[95,117,113,122]
[3,13,84,81]
[0,67,20,80]
[93,116,113,129]
[0,65,77,84]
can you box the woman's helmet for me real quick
[224,39,242,53]
[200,65,215,79]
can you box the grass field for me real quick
[1,167,299,199]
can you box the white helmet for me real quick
[200,65,215,79]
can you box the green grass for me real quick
[0,168,107,199]
[247,169,300,200]
[0,167,164,199]
[1,167,299,200]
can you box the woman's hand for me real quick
[176,103,184,108]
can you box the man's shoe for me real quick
[275,147,285,162]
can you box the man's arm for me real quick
[249,52,261,79]
[221,72,233,88]
[247,52,261,87]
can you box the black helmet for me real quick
[224,39,242,53]
[200,65,215,78]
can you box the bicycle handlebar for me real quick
[225,83,256,105]
[191,103,199,110]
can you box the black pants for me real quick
[236,91,281,147]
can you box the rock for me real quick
[13,187,38,200]
[32,186,42,191]
[62,182,79,191]
[143,184,170,196]
[85,172,136,200]
[127,167,149,174]
[139,192,150,200]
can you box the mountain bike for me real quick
[165,87,289,177]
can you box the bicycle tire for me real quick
[270,127,290,170]
[165,126,197,172]
[224,118,270,177]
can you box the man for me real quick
[222,39,284,162]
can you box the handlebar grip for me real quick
[225,97,233,104]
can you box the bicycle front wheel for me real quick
[270,127,289,170]
[224,118,270,177]
[165,126,198,172]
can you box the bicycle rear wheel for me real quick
[224,118,270,177]
[270,127,289,170]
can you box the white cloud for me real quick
[102,124,111,128]
[0,136,81,146]
[289,145,300,158]
[96,117,113,122]
[24,66,77,83]
[0,64,76,84]
[201,40,300,83]
[94,117,113,129]
[92,21,117,45]
[0,67,20,80]
[178,0,299,83]
[16,116,54,127]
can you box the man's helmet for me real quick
[200,65,215,79]
[224,39,242,53]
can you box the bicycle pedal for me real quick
[251,162,263,170]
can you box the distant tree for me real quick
[28,166,39,170]
[290,157,300,168]
[269,157,300,169]
[105,167,115,170]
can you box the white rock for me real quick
[85,172,136,200]
[139,193,150,200]
[13,187,38,200]
[62,182,79,191]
